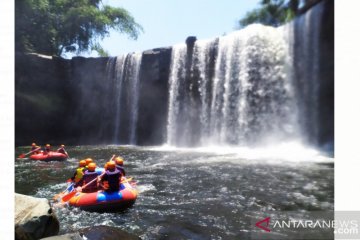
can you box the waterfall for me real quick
[110,52,142,144]
[286,2,324,145]
[166,2,327,147]
[167,25,299,147]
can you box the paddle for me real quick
[18,147,41,158]
[52,182,74,200]
[61,172,105,202]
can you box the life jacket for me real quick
[31,146,40,154]
[82,170,98,192]
[103,169,120,192]
[57,148,66,154]
[74,167,85,183]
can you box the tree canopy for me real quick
[15,0,143,56]
[238,0,300,28]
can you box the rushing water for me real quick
[166,25,298,147]
[15,145,333,239]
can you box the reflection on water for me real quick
[15,145,333,239]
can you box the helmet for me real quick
[104,163,108,170]
[32,143,36,146]
[88,163,96,171]
[79,160,86,167]
[85,158,93,165]
[115,157,124,166]
[107,161,116,170]
[46,144,50,147]
[61,144,65,147]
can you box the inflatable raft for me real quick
[67,181,137,212]
[30,151,68,161]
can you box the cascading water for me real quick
[106,52,142,144]
[166,2,326,148]
[167,25,299,147]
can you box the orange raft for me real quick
[67,181,137,212]
[30,151,68,161]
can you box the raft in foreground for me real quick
[30,151,68,161]
[66,182,138,212]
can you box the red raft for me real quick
[67,181,138,212]
[30,151,68,161]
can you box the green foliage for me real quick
[92,43,109,57]
[238,0,299,28]
[15,0,143,56]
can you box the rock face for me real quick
[15,193,60,240]
[137,48,172,145]
[15,53,71,146]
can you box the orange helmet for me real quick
[104,163,108,170]
[79,160,86,167]
[107,161,116,170]
[85,158,93,165]
[31,143,36,146]
[61,144,65,147]
[87,163,96,171]
[46,144,50,147]
[115,157,124,166]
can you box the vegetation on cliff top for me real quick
[15,0,143,57]
[237,0,317,28]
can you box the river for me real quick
[15,144,333,239]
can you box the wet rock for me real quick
[15,193,59,240]
[40,233,83,240]
[78,225,140,240]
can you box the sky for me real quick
[79,0,260,57]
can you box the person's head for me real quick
[46,144,50,147]
[104,163,108,170]
[61,144,65,148]
[115,157,124,166]
[107,161,116,171]
[85,158,93,166]
[31,143,36,146]
[87,163,96,171]
[79,160,86,167]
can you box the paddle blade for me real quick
[61,190,77,202]
[18,154,25,158]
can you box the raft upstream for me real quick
[30,151,67,161]
[67,181,138,212]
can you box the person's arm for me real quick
[70,171,76,181]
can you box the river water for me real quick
[15,144,333,239]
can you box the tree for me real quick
[238,0,299,28]
[15,0,143,56]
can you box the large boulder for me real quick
[15,193,60,240]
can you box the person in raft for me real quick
[114,156,126,177]
[70,160,86,187]
[99,161,121,193]
[44,144,51,153]
[31,143,40,154]
[83,158,94,172]
[56,144,68,156]
[78,162,98,193]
